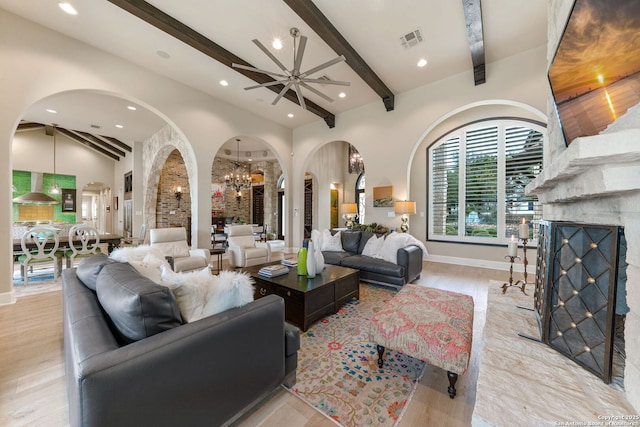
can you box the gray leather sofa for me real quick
[62,256,299,427]
[322,230,423,287]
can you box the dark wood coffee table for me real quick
[244,263,360,331]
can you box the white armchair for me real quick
[226,224,271,268]
[149,227,210,273]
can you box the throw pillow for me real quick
[321,229,343,252]
[128,252,169,284]
[201,270,255,319]
[161,267,255,322]
[76,253,117,291]
[341,231,361,253]
[361,234,385,259]
[379,232,410,264]
[161,267,211,322]
[109,245,166,263]
[96,262,183,343]
[404,233,429,258]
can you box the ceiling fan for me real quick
[232,27,350,110]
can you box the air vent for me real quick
[400,28,423,48]
[90,124,102,129]
[316,75,331,86]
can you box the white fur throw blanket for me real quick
[109,245,255,322]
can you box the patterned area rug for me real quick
[289,284,426,427]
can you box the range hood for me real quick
[12,172,59,205]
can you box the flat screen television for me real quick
[548,0,640,146]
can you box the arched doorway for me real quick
[81,182,112,233]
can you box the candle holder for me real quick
[502,237,530,295]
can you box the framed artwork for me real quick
[373,186,393,207]
[211,183,225,211]
[548,0,640,145]
[61,188,76,212]
[330,189,338,228]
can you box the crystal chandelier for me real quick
[224,139,252,199]
[348,144,364,175]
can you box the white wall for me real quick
[291,45,548,266]
[306,141,347,232]
[12,130,115,196]
[0,10,292,302]
[0,7,548,304]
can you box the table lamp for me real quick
[340,203,358,229]
[394,200,416,233]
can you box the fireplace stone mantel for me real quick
[525,104,640,413]
[527,128,640,205]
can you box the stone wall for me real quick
[156,149,190,229]
[210,157,282,231]
[533,0,640,412]
[211,157,251,223]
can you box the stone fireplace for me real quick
[527,104,640,412]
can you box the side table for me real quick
[210,248,225,273]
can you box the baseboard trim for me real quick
[0,290,16,306]
[426,254,535,275]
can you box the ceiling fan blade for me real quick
[252,39,290,74]
[301,78,351,86]
[272,81,293,105]
[299,81,334,103]
[293,35,307,75]
[244,80,289,90]
[231,63,289,78]
[300,55,346,78]
[293,83,307,110]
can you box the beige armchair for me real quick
[226,224,271,268]
[149,227,210,273]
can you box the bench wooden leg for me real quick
[447,371,458,399]
[376,345,385,368]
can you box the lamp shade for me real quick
[395,200,416,215]
[340,203,358,214]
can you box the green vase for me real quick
[297,246,307,276]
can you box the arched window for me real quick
[428,119,545,244]
[356,172,365,224]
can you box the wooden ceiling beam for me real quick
[462,0,486,85]
[17,121,45,132]
[75,131,127,157]
[100,135,132,152]
[106,0,336,128]
[283,0,395,112]
[57,128,120,161]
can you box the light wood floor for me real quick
[0,260,503,427]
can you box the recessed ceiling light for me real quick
[287,113,294,118]
[127,105,137,111]
[417,58,428,67]
[219,80,229,86]
[272,39,283,50]
[58,2,78,15]
[156,50,170,59]
[115,124,124,129]
[338,92,346,98]
[46,109,57,114]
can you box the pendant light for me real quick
[49,124,61,195]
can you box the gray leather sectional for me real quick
[62,255,299,427]
[322,230,423,287]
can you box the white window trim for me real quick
[428,118,546,246]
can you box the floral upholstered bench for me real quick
[369,284,474,398]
